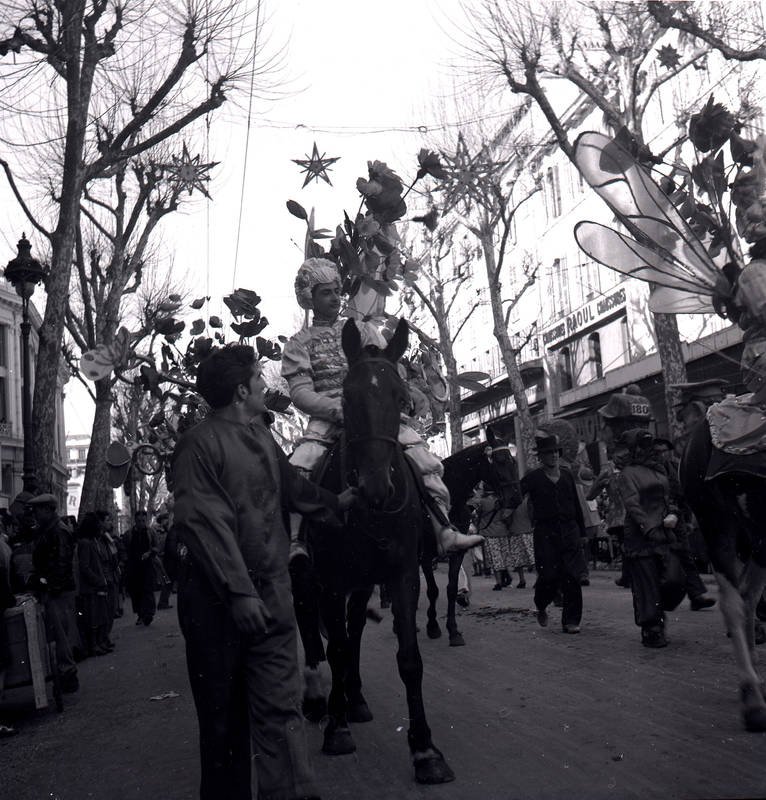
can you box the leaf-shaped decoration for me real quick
[457,377,489,393]
[192,337,213,361]
[190,319,205,336]
[158,298,182,313]
[286,199,308,220]
[264,388,292,412]
[209,316,223,328]
[256,336,282,361]
[190,297,207,309]
[458,371,491,383]
[231,318,268,338]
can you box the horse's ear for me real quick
[384,318,409,363]
[486,425,497,445]
[342,319,362,364]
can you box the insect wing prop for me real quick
[573,131,723,313]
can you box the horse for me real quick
[679,414,766,732]
[420,428,521,647]
[304,317,454,784]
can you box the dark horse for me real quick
[303,317,454,784]
[420,428,521,646]
[680,415,766,731]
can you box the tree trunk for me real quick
[652,312,686,440]
[77,379,113,519]
[482,234,538,471]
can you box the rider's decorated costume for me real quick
[281,258,482,555]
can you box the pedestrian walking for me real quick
[472,485,515,590]
[125,510,157,627]
[173,344,358,800]
[29,493,79,693]
[521,434,587,634]
[95,510,120,641]
[154,512,174,610]
[76,512,110,656]
[617,429,687,648]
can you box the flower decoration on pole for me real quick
[156,142,219,198]
[292,142,341,187]
[285,149,447,319]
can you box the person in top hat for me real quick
[521,433,588,634]
[30,493,79,692]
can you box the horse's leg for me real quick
[388,573,455,785]
[319,590,356,755]
[289,555,328,722]
[421,555,442,640]
[716,569,766,732]
[345,586,374,723]
[446,552,466,647]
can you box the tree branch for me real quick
[0,159,51,238]
[451,300,482,345]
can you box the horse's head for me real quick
[481,426,521,508]
[342,318,409,508]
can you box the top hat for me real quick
[535,433,562,454]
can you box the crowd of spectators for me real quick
[0,497,175,737]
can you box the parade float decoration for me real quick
[292,141,341,187]
[572,98,766,450]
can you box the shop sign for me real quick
[542,285,627,348]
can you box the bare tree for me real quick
[0,0,279,490]
[436,131,542,468]
[395,216,485,454]
[459,0,719,437]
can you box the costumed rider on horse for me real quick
[281,257,485,559]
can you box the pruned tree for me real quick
[395,212,487,454]
[460,0,724,438]
[0,0,278,490]
[434,131,542,469]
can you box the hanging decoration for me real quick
[157,142,219,198]
[292,141,340,187]
[439,132,508,212]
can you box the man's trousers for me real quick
[178,561,318,800]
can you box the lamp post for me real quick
[4,234,46,493]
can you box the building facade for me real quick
[0,278,68,508]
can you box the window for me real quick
[559,347,573,391]
[1,463,12,496]
[0,376,6,422]
[588,332,603,379]
[550,257,569,318]
[0,326,7,367]
[78,448,88,462]
[544,166,562,219]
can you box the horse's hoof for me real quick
[744,707,766,732]
[426,621,442,639]
[413,751,456,784]
[347,695,374,723]
[302,695,327,723]
[449,632,466,647]
[322,725,356,755]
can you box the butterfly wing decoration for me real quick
[573,131,728,314]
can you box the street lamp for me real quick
[4,234,46,493]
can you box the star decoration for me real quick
[657,44,681,70]
[292,142,340,187]
[439,133,508,212]
[158,143,219,198]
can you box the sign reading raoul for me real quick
[542,285,627,348]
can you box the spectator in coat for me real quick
[0,524,18,737]
[521,434,588,634]
[77,513,111,657]
[30,494,79,693]
[125,510,157,627]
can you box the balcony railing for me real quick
[0,422,12,437]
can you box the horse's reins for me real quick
[343,356,411,518]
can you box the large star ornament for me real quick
[292,142,340,187]
[159,143,219,198]
[440,133,507,212]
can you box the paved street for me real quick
[2,568,766,800]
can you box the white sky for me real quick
[58,0,497,435]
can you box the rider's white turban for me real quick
[294,258,341,310]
